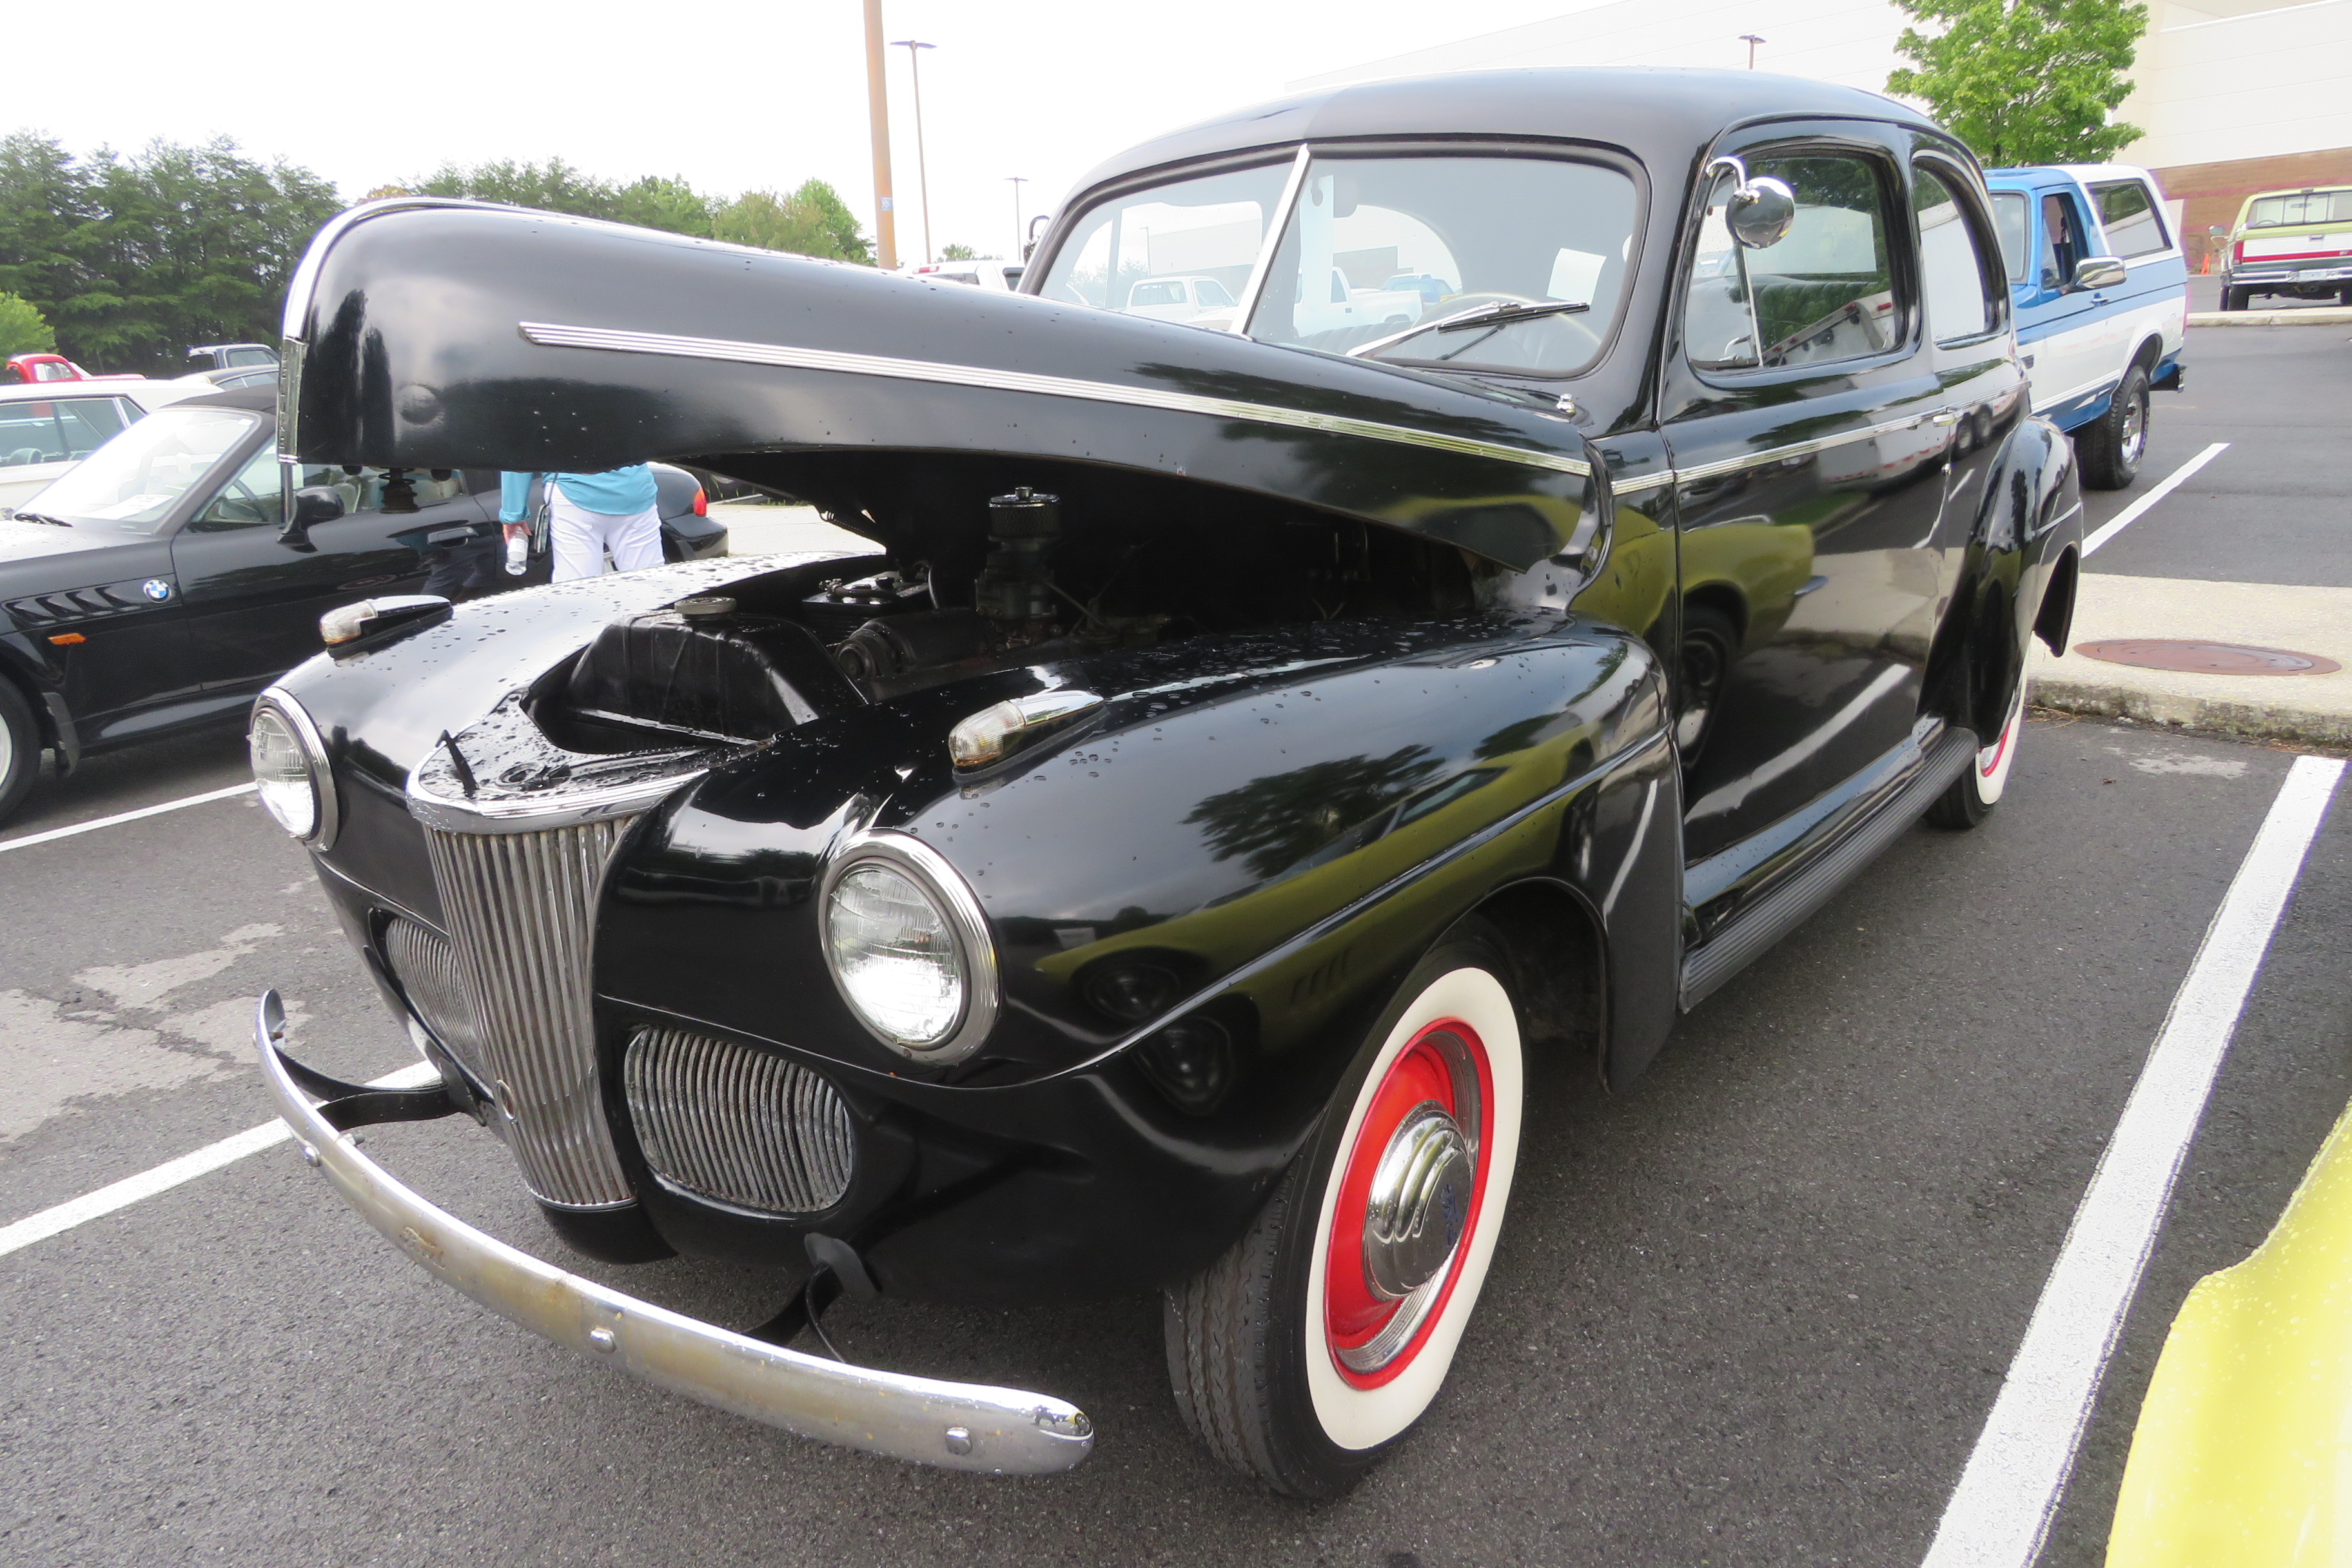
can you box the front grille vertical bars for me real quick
[422,817,637,1208]
[625,1028,856,1215]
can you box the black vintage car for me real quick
[249,68,2079,1494]
[0,387,725,825]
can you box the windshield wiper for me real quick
[1434,299,1589,331]
[6,510,70,527]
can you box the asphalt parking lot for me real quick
[2,331,2346,1567]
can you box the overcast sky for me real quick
[12,0,1600,265]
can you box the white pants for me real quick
[549,493,664,582]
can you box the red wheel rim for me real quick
[1324,1018,1493,1389]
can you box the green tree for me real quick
[388,160,715,239]
[0,134,337,373]
[0,291,53,355]
[712,179,872,264]
[939,242,977,260]
[1886,0,2149,166]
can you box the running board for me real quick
[1679,726,1977,1010]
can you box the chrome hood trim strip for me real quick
[517,320,1592,480]
[253,993,1095,1474]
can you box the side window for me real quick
[1684,152,1900,372]
[2090,181,2170,258]
[55,396,130,459]
[1916,168,1998,342]
[190,458,464,531]
[2037,193,2087,291]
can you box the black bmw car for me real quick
[0,386,726,825]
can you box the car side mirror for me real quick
[1706,156,1798,251]
[2072,257,2128,291]
[279,485,344,549]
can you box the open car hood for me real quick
[281,201,1603,571]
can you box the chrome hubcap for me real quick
[2122,393,2146,464]
[1361,1104,1473,1300]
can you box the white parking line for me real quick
[0,781,257,856]
[0,1060,439,1261]
[1920,754,2345,1568]
[2080,442,2230,558]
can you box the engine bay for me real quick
[537,466,1492,754]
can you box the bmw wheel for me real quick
[0,679,39,827]
[1164,927,1524,1497]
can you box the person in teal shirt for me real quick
[500,467,661,581]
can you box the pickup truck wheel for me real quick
[0,679,39,827]
[1164,931,1524,1498]
[2220,286,2249,312]
[2079,364,2150,490]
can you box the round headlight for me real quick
[248,694,335,847]
[821,836,996,1061]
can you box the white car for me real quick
[906,259,1026,292]
[1121,273,1244,324]
[0,380,208,513]
[1293,266,1425,337]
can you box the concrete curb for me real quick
[2030,676,2351,750]
[2188,306,2352,327]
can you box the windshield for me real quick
[2246,190,2352,228]
[1251,154,1638,375]
[24,406,257,532]
[1037,161,1296,326]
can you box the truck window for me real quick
[2089,181,2170,258]
[2037,193,2087,291]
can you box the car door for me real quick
[1913,153,2034,667]
[2016,185,2110,421]
[172,447,493,689]
[1663,126,1953,861]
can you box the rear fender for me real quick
[1923,416,2080,738]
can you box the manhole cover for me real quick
[2075,639,2342,676]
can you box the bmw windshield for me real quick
[19,406,257,533]
[1038,151,1640,378]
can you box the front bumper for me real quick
[252,992,1093,1475]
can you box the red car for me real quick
[3,353,139,385]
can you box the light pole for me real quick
[892,38,937,265]
[1006,176,1027,259]
[1740,33,1765,68]
[862,0,896,270]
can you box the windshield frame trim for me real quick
[1226,145,1313,337]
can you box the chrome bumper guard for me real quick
[253,992,1093,1475]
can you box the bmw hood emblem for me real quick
[141,578,172,602]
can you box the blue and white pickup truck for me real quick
[1984,164,2188,489]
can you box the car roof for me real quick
[1065,66,1937,201]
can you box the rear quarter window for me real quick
[2090,181,2170,258]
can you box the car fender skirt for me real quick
[281,201,1603,571]
[251,991,1095,1475]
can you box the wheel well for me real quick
[0,660,52,749]
[1464,879,1605,1068]
[1682,583,1749,647]
[2130,334,2164,375]
[2035,545,2079,656]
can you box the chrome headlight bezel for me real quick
[249,688,338,850]
[818,830,997,1063]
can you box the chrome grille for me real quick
[382,917,487,1083]
[625,1028,856,1215]
[422,816,637,1208]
